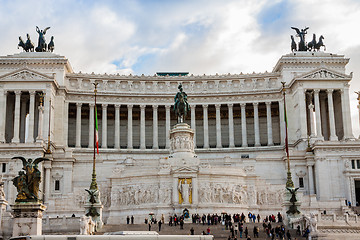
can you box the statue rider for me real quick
[174,83,190,123]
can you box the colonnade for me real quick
[69,101,285,149]
[0,90,46,143]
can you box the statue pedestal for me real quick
[84,202,103,230]
[0,199,8,235]
[283,189,302,228]
[169,123,199,167]
[11,202,46,237]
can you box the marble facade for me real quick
[0,51,359,226]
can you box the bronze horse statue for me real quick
[174,84,190,123]
[307,33,317,51]
[18,34,35,52]
[315,35,325,51]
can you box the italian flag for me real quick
[95,105,99,154]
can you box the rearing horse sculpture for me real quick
[174,84,190,123]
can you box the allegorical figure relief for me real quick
[178,178,192,204]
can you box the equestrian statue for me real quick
[174,83,190,123]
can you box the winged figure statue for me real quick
[12,156,48,202]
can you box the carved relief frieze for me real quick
[111,184,160,206]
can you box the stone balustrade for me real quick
[66,73,281,94]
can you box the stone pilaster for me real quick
[253,102,260,146]
[140,105,146,149]
[102,104,107,149]
[127,104,133,149]
[114,104,120,149]
[153,105,158,149]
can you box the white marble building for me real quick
[0,51,359,224]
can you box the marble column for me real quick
[341,87,354,139]
[12,91,21,143]
[215,104,222,148]
[298,88,308,138]
[266,102,273,146]
[307,164,315,194]
[88,103,94,148]
[203,104,209,148]
[190,105,196,147]
[253,102,260,146]
[314,89,323,139]
[279,100,285,146]
[26,91,36,143]
[327,89,337,141]
[228,103,235,148]
[0,90,7,143]
[114,104,120,149]
[20,98,27,142]
[127,104,133,149]
[75,103,82,148]
[102,104,107,148]
[240,103,248,147]
[153,105,158,149]
[165,105,171,149]
[140,105,146,149]
[308,104,316,137]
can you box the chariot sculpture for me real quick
[18,26,55,52]
[291,27,325,52]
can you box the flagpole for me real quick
[281,82,294,188]
[90,83,99,190]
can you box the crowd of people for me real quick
[137,211,303,239]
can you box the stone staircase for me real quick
[97,222,306,239]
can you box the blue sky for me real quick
[1,0,360,134]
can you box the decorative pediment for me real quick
[0,68,53,82]
[298,68,350,80]
[172,166,198,174]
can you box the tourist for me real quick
[169,215,173,226]
[207,227,211,235]
[286,230,291,240]
[257,214,260,223]
[234,222,238,235]
[126,216,130,224]
[239,223,243,238]
[158,220,162,231]
[253,226,259,238]
[296,225,301,235]
[131,215,134,224]
[202,231,206,235]
[244,226,248,238]
[180,218,184,229]
[230,225,235,238]
[190,227,194,235]
[148,222,151,231]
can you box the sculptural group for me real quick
[18,26,55,52]
[291,27,325,52]
[12,156,48,202]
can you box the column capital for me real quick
[128,104,133,109]
[76,102,82,107]
[215,104,221,109]
[152,104,158,110]
[265,101,272,106]
[14,90,22,95]
[202,104,208,109]
[227,103,233,108]
[190,104,196,108]
[140,104,146,109]
[252,102,259,106]
[102,103,108,108]
[114,104,121,109]
[29,90,36,96]
[240,103,246,107]
[313,89,320,94]
[89,103,95,107]
[327,89,334,94]
[165,105,171,110]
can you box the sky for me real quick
[1,0,360,136]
